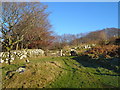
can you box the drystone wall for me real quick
[0,49,44,63]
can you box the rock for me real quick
[5,61,8,63]
[6,58,9,61]
[16,66,26,73]
[0,49,45,63]
[62,53,65,56]
[13,52,17,55]
[0,52,3,57]
[0,59,4,63]
[70,51,77,56]
[10,60,13,62]
[20,55,27,60]
[25,59,30,63]
[11,57,15,60]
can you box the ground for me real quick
[1,56,119,88]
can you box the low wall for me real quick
[0,49,44,63]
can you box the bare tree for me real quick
[1,2,51,64]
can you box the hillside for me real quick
[76,28,120,44]
[1,55,119,88]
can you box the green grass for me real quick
[1,56,120,88]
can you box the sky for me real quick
[43,2,118,35]
[2,0,119,2]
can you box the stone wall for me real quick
[0,49,44,63]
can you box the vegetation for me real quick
[1,56,119,88]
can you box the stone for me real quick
[6,58,9,61]
[11,57,14,60]
[0,59,4,63]
[62,53,65,56]
[70,51,77,56]
[25,59,30,63]
[0,52,3,57]
[10,60,13,62]
[0,49,45,63]
[20,55,27,60]
[13,52,17,54]
[5,61,8,63]
[16,66,26,73]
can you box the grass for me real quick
[1,56,120,88]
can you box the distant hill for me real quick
[103,28,120,38]
[74,28,120,44]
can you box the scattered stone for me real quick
[62,53,65,56]
[25,59,30,63]
[5,61,8,63]
[20,55,27,60]
[16,66,26,73]
[6,58,9,61]
[0,49,44,63]
[0,59,4,63]
[70,50,77,56]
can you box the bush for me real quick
[83,45,119,59]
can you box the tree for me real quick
[24,27,55,49]
[1,35,23,64]
[1,2,52,64]
[1,2,51,49]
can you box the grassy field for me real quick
[1,56,120,88]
